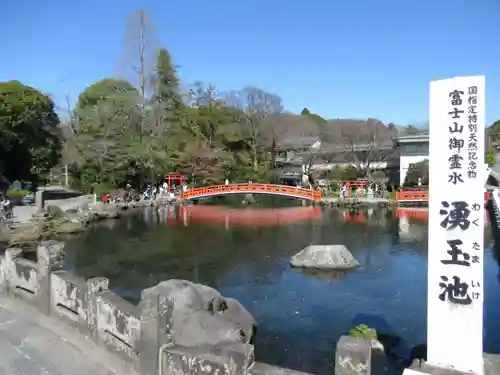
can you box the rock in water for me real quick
[290,244,360,269]
[140,279,256,347]
[242,194,256,205]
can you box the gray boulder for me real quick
[242,194,256,205]
[290,244,360,269]
[140,279,256,347]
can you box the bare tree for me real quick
[268,114,320,144]
[226,86,283,170]
[120,10,157,100]
[337,118,394,177]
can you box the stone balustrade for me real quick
[0,240,370,375]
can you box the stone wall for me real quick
[42,194,96,213]
[0,241,325,375]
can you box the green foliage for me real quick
[342,165,360,181]
[76,79,138,110]
[327,166,344,181]
[348,324,377,340]
[300,107,327,126]
[62,44,285,192]
[486,149,496,167]
[488,120,500,140]
[92,183,115,196]
[0,80,62,183]
[405,125,422,135]
[152,48,183,114]
[371,170,386,181]
[326,166,362,182]
[404,159,429,187]
[6,189,31,199]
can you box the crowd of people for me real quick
[100,181,188,204]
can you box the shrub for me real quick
[6,189,31,199]
[92,183,115,196]
[342,166,360,181]
[348,324,377,341]
[328,166,344,181]
[371,170,386,182]
[404,160,429,187]
[486,149,496,168]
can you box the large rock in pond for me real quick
[141,279,256,347]
[290,244,360,269]
[242,194,256,205]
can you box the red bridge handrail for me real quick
[180,183,323,201]
[396,190,491,202]
[395,190,429,201]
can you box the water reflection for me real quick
[295,268,351,282]
[63,205,500,375]
[141,205,324,228]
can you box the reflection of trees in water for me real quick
[64,207,428,303]
[294,268,350,282]
[66,211,316,300]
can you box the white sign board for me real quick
[428,76,485,375]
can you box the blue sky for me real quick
[1,0,499,125]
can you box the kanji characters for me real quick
[438,276,472,305]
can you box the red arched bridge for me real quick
[180,183,323,201]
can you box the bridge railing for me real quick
[395,190,429,201]
[0,241,255,375]
[395,189,491,202]
[181,183,323,201]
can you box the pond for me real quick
[62,203,500,375]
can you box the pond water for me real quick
[63,203,500,375]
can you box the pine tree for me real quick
[152,48,183,116]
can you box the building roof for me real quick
[276,136,321,150]
[394,133,429,144]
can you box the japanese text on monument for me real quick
[427,76,485,374]
[437,85,483,306]
[448,90,465,185]
[467,86,479,179]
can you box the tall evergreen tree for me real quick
[152,48,183,115]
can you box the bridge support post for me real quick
[84,277,109,339]
[137,291,174,375]
[0,248,22,296]
[36,242,55,315]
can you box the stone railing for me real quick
[0,241,373,375]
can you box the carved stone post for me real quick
[36,242,57,315]
[1,248,22,296]
[35,190,44,213]
[137,290,173,375]
[85,277,109,339]
[335,335,371,375]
